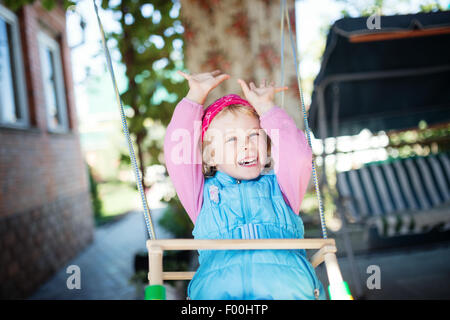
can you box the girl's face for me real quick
[205,111,268,180]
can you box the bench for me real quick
[336,152,450,238]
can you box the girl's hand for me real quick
[237,79,288,116]
[178,70,230,105]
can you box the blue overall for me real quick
[187,169,326,300]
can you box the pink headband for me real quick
[201,94,254,143]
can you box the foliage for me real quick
[3,0,76,11]
[88,174,141,226]
[158,196,194,238]
[388,122,450,158]
[97,181,140,218]
[336,0,447,17]
[336,0,385,17]
[99,0,188,189]
[419,2,446,12]
[87,164,104,222]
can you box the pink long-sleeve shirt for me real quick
[164,97,313,224]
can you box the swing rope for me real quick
[280,0,328,239]
[93,0,156,240]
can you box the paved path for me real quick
[29,208,182,300]
[30,206,450,300]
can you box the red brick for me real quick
[0,2,93,299]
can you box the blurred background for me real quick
[0,0,449,300]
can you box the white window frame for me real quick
[0,3,29,128]
[38,31,69,133]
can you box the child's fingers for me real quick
[250,82,257,91]
[214,74,230,85]
[210,70,222,76]
[177,70,190,80]
[260,79,266,87]
[237,79,250,95]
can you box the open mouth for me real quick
[238,157,258,167]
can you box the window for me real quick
[0,4,29,127]
[38,31,68,132]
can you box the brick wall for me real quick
[0,2,94,299]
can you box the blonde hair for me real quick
[202,104,272,177]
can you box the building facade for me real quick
[0,2,94,299]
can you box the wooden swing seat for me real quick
[147,238,339,284]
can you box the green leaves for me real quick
[102,0,187,187]
[3,0,35,11]
[41,0,57,10]
[4,0,76,11]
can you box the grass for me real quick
[96,181,140,224]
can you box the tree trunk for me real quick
[180,0,304,129]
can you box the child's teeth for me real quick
[240,159,256,166]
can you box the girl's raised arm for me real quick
[164,98,205,223]
[164,70,230,223]
[260,107,313,215]
[237,78,312,215]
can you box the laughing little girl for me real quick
[163,69,325,300]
